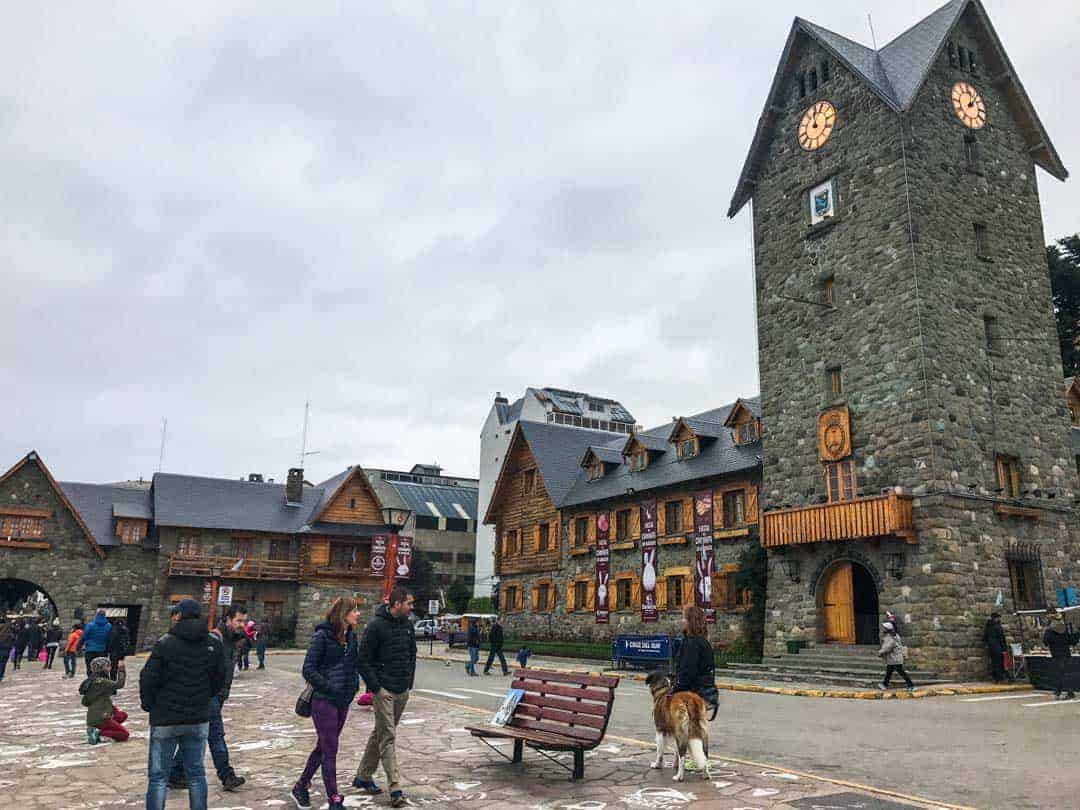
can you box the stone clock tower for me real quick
[729,0,1078,677]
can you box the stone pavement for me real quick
[0,659,960,810]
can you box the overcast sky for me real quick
[2,1,1076,485]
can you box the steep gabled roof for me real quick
[152,473,323,533]
[0,451,105,559]
[59,481,152,548]
[667,416,726,444]
[728,0,1066,218]
[723,397,762,428]
[311,466,383,524]
[581,445,624,468]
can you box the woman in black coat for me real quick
[292,597,361,810]
[12,621,28,671]
[674,605,718,718]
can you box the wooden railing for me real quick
[762,492,915,548]
[306,565,379,581]
[167,554,300,581]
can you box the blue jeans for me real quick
[466,645,479,674]
[171,698,230,782]
[147,722,209,810]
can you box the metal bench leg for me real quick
[512,740,523,763]
[572,749,584,780]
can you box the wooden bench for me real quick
[466,668,619,780]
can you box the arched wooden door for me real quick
[820,562,855,643]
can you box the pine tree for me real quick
[1048,234,1080,377]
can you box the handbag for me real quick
[295,683,314,718]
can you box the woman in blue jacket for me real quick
[291,597,360,810]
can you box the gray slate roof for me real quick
[728,0,1066,217]
[58,482,153,548]
[152,473,324,533]
[495,398,524,425]
[517,422,618,509]
[560,398,762,509]
[385,479,479,521]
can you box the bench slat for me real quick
[509,716,603,742]
[465,725,581,750]
[518,692,610,717]
[511,679,613,704]
[513,702,606,730]
[513,668,619,689]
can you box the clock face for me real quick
[952,81,986,129]
[798,101,836,151]
[824,424,846,455]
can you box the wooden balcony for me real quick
[762,492,915,548]
[167,554,300,581]
[305,565,379,581]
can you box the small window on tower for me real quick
[974,223,990,259]
[798,72,806,98]
[958,46,968,71]
[821,276,835,308]
[996,454,1021,498]
[821,60,830,83]
[809,68,818,92]
[948,41,959,68]
[983,315,1000,355]
[964,134,980,172]
[968,50,979,76]
[827,366,843,397]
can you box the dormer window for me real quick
[630,450,648,472]
[677,437,698,460]
[117,519,146,545]
[588,461,604,481]
[736,420,760,445]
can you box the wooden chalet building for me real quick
[484,398,762,644]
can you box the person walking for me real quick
[464,619,481,677]
[12,620,28,671]
[44,621,62,669]
[876,621,914,692]
[291,598,361,810]
[107,619,129,681]
[1042,613,1079,701]
[63,623,83,679]
[140,599,227,810]
[27,621,43,663]
[80,657,130,743]
[353,586,416,809]
[673,605,719,718]
[240,620,255,670]
[0,619,13,682]
[482,615,509,676]
[78,609,112,675]
[983,612,1008,683]
[169,605,248,792]
[255,620,267,670]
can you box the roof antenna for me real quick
[157,417,167,473]
[867,12,878,49]
[299,400,320,467]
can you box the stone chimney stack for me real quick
[286,468,304,505]
[494,392,508,404]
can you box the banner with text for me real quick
[694,491,715,623]
[640,499,658,622]
[395,536,412,580]
[382,534,399,602]
[595,511,610,624]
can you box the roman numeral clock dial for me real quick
[798,100,836,151]
[952,81,986,129]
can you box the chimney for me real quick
[248,473,264,483]
[494,391,508,404]
[286,468,304,505]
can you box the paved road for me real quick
[268,655,1079,810]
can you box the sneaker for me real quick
[390,790,407,808]
[328,795,345,810]
[290,784,311,810]
[352,777,383,795]
[86,727,100,745]
[221,772,245,791]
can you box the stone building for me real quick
[476,387,635,597]
[0,452,476,650]
[728,0,1077,677]
[485,399,761,645]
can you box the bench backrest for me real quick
[507,668,619,745]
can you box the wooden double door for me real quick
[820,561,880,644]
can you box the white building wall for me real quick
[475,403,515,597]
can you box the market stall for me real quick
[1014,606,1080,692]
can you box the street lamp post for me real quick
[381,506,412,603]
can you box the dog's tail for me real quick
[688,738,707,770]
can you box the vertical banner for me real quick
[395,536,412,579]
[594,512,610,624]
[694,491,715,624]
[640,499,658,622]
[371,535,387,579]
[382,534,399,602]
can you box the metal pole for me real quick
[208,578,218,630]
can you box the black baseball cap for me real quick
[172,598,202,620]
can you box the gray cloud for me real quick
[1,1,1076,484]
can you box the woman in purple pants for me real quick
[291,597,360,810]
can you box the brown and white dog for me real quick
[645,672,709,781]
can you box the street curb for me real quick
[415,652,1032,700]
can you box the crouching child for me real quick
[80,657,129,743]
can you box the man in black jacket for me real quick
[1043,615,1078,700]
[983,613,1008,682]
[354,586,415,809]
[169,605,247,792]
[482,616,509,676]
[107,619,130,681]
[140,599,227,810]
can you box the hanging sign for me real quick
[595,512,610,624]
[201,581,214,604]
[694,491,715,624]
[217,586,234,606]
[640,499,658,623]
[382,534,399,602]
[395,536,412,579]
[371,535,387,577]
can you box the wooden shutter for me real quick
[549,583,557,611]
[656,576,667,609]
[746,486,759,524]
[516,587,524,611]
[657,503,666,536]
[531,584,539,611]
[587,580,596,609]
[309,540,330,566]
[682,498,693,534]
[713,572,728,611]
[587,515,596,545]
[631,573,641,608]
[631,507,641,539]
[565,580,576,612]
